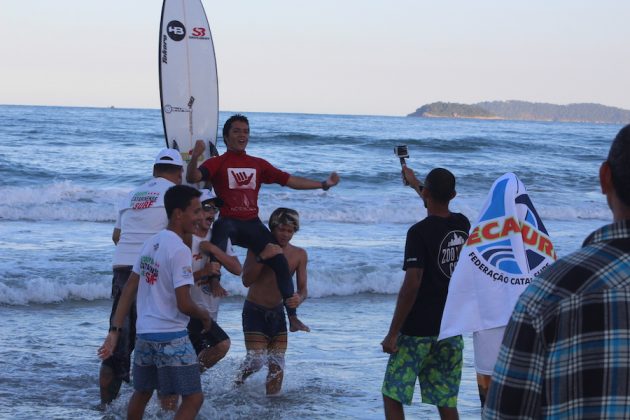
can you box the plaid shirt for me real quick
[483,220,630,419]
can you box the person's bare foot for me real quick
[289,315,310,332]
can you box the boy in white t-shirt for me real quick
[99,185,211,420]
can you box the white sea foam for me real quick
[0,181,611,224]
[0,267,405,305]
[0,182,127,222]
[0,276,110,305]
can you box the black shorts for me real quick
[101,266,136,382]
[187,317,229,355]
[242,300,287,340]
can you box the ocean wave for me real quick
[0,267,404,305]
[0,181,610,224]
[0,181,124,222]
[0,276,110,305]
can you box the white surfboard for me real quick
[159,0,219,176]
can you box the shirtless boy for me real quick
[235,208,308,395]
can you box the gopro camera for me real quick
[395,145,409,185]
[394,145,409,161]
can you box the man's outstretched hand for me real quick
[326,172,340,188]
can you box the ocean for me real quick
[0,104,621,419]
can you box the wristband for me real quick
[321,180,330,191]
[109,326,123,333]
[256,255,265,263]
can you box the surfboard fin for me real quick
[208,142,219,157]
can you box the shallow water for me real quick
[0,294,486,419]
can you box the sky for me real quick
[1,0,629,116]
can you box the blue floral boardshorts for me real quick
[382,334,463,407]
[132,332,201,396]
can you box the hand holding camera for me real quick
[394,145,423,191]
[394,145,410,185]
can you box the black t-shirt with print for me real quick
[401,212,470,337]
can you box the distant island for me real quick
[407,100,630,124]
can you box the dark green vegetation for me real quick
[408,100,630,123]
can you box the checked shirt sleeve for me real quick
[483,300,545,419]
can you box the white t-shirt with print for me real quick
[113,177,175,266]
[133,229,194,334]
[189,233,235,321]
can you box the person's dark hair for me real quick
[222,114,249,144]
[608,124,630,207]
[425,168,456,203]
[164,185,201,219]
[269,207,300,232]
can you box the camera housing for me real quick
[394,145,409,159]
[395,145,409,185]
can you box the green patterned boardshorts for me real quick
[382,334,463,407]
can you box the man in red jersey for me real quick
[186,114,339,332]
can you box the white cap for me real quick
[199,189,217,203]
[154,148,184,166]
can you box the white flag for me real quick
[438,173,556,340]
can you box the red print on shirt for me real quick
[145,271,157,285]
[231,170,254,186]
[228,168,256,190]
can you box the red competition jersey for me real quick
[199,150,290,220]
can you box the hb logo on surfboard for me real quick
[166,20,186,41]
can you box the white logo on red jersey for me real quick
[228,168,256,189]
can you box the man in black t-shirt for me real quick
[381,167,470,420]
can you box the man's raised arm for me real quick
[186,140,206,183]
[286,172,340,190]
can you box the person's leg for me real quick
[476,373,492,407]
[98,364,122,406]
[383,394,405,420]
[176,392,204,420]
[208,217,235,252]
[198,339,230,371]
[437,406,460,420]
[153,334,202,417]
[264,249,309,332]
[382,335,424,419]
[236,344,266,385]
[129,336,158,419]
[236,300,270,385]
[100,267,136,405]
[160,394,179,412]
[266,304,288,395]
[418,336,463,420]
[266,348,286,395]
[472,327,504,407]
[127,390,153,420]
[244,219,304,325]
[188,317,231,372]
[207,217,239,284]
